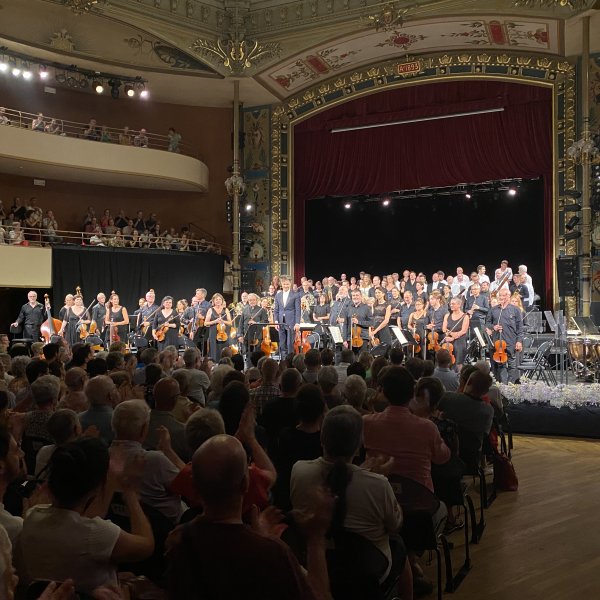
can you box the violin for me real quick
[79,321,97,340]
[410,325,421,355]
[351,318,363,349]
[154,313,179,342]
[493,318,508,363]
[40,295,63,344]
[441,339,456,364]
[369,327,380,347]
[427,330,440,352]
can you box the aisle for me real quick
[425,435,600,599]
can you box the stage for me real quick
[501,381,600,439]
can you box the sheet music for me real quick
[474,327,486,347]
[329,326,343,344]
[390,326,408,345]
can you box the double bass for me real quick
[40,295,63,344]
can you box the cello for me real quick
[40,295,63,344]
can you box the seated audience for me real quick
[343,374,370,415]
[17,437,154,594]
[302,349,321,384]
[317,365,341,408]
[79,375,117,444]
[0,425,25,545]
[433,349,459,391]
[110,399,183,523]
[249,358,280,415]
[134,128,149,148]
[166,433,332,599]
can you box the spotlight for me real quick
[508,188,517,196]
[0,58,7,72]
[562,203,582,212]
[39,66,48,79]
[245,203,252,212]
[564,189,582,198]
[382,199,390,207]
[465,193,472,199]
[344,202,351,209]
[124,84,135,97]
[108,79,121,99]
[565,216,580,231]
[94,80,104,94]
[564,230,581,241]
[22,69,32,80]
[11,67,20,77]
[139,89,149,99]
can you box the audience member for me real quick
[303,349,321,384]
[58,367,88,412]
[433,349,459,391]
[249,358,280,415]
[317,365,341,408]
[79,375,117,444]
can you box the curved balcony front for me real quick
[0,125,209,192]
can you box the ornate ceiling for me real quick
[0,0,597,106]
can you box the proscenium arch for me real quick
[270,52,577,310]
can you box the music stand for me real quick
[390,326,409,346]
[328,326,344,345]
[572,316,599,336]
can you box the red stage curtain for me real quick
[293,81,553,302]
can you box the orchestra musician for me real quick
[509,274,530,307]
[464,283,489,337]
[238,293,268,354]
[204,293,233,361]
[370,287,392,346]
[389,287,402,321]
[273,276,301,358]
[58,294,74,321]
[441,297,470,370]
[104,293,129,343]
[486,287,523,384]
[328,286,350,353]
[91,292,107,338]
[398,291,415,329]
[426,291,448,356]
[407,297,428,356]
[137,290,159,338]
[312,293,331,325]
[152,296,180,351]
[348,289,372,351]
[60,294,91,348]
[11,291,46,341]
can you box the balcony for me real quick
[0,110,209,191]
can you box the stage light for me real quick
[563,203,582,212]
[508,188,517,196]
[465,193,472,199]
[0,57,7,72]
[22,69,33,80]
[139,89,149,99]
[566,216,580,231]
[124,84,135,97]
[564,230,581,241]
[11,65,20,77]
[39,66,48,79]
[344,202,351,209]
[108,79,121,99]
[94,80,104,94]
[382,199,390,207]
[245,203,252,212]
[564,189,582,198]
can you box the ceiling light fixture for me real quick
[94,80,104,94]
[124,83,135,97]
[38,66,48,79]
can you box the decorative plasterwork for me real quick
[269,51,575,310]
[259,16,562,96]
[63,0,106,15]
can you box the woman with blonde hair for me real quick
[204,293,233,361]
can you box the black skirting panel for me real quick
[507,403,600,439]
[52,246,225,311]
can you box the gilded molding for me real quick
[270,51,575,304]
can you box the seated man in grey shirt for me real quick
[433,349,459,391]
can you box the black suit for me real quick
[239,305,268,351]
[15,302,46,341]
[346,303,372,345]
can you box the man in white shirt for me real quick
[477,265,490,285]
[518,266,535,307]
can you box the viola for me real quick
[216,322,228,342]
[40,295,63,344]
[493,339,508,363]
[300,330,311,353]
[79,321,97,340]
[293,329,303,354]
[369,327,380,347]
[155,313,178,342]
[351,321,363,348]
[110,323,121,343]
[427,331,440,352]
[261,325,273,356]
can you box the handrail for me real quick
[0,224,227,255]
[187,221,217,242]
[0,106,197,158]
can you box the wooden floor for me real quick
[424,435,600,599]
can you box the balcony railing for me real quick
[0,107,196,158]
[0,225,226,255]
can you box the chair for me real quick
[387,474,447,600]
[519,340,556,385]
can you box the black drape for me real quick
[52,246,225,312]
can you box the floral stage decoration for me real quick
[499,381,600,410]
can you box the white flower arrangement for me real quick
[499,381,600,409]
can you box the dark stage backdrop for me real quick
[294,80,553,302]
[305,178,545,303]
[52,247,225,313]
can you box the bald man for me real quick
[166,434,332,600]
